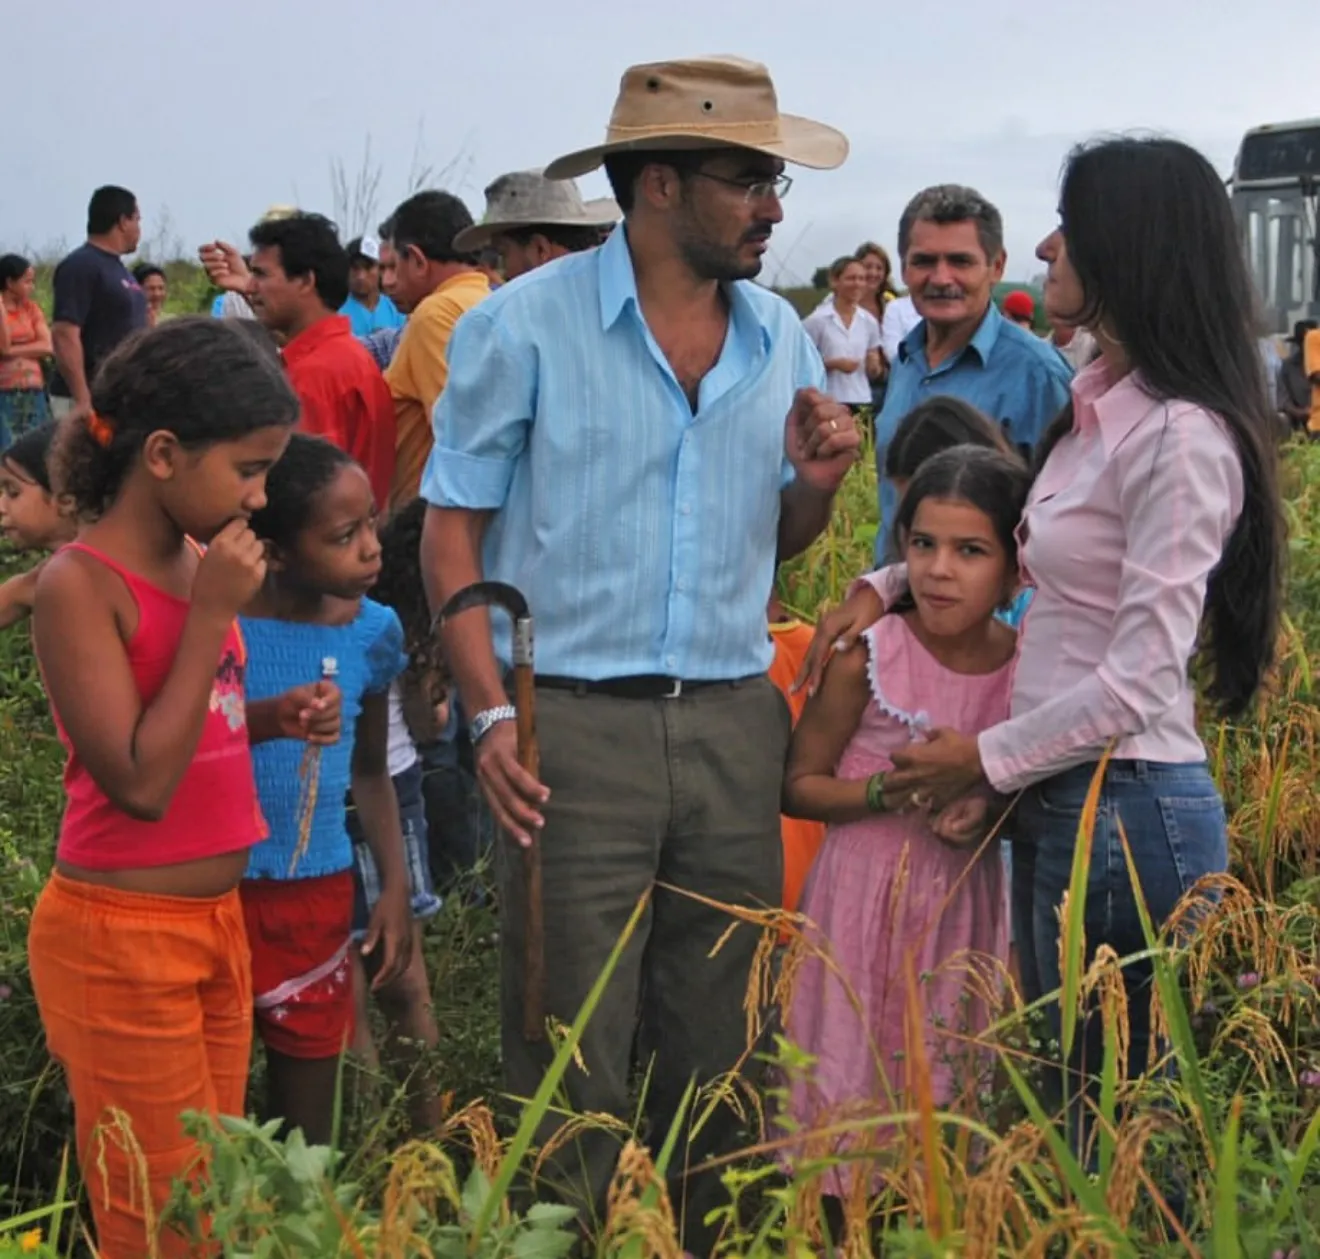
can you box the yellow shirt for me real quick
[1306,328,1320,434]
[385,270,491,511]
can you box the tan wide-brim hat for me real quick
[453,169,619,253]
[544,55,848,181]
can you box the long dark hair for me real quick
[1037,136,1282,715]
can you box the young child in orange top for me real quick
[767,591,827,916]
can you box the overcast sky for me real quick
[5,0,1316,283]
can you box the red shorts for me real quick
[240,871,355,1060]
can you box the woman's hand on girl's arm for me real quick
[887,728,987,813]
[792,584,885,697]
[351,691,413,989]
[247,681,342,745]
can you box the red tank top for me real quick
[52,542,266,871]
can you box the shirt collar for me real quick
[282,313,353,366]
[596,223,772,353]
[421,269,489,306]
[1071,356,1162,455]
[897,300,1003,367]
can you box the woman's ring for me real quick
[828,417,839,432]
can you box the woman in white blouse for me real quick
[798,137,1284,1127]
[802,256,882,410]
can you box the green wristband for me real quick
[866,771,890,814]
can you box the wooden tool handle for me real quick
[512,662,544,1042]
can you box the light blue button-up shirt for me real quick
[874,302,1072,560]
[421,225,824,679]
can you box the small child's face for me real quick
[0,459,67,551]
[156,425,291,543]
[277,464,383,601]
[904,496,1015,637]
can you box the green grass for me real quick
[2,442,1319,1255]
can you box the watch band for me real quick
[470,704,517,745]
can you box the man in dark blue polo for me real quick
[874,184,1073,558]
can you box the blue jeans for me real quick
[1012,760,1227,1129]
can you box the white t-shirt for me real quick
[802,304,882,404]
[386,681,419,777]
[880,294,922,365]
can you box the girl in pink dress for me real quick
[781,444,1029,1195]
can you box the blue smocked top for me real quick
[241,599,406,881]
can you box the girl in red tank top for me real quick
[25,320,341,1259]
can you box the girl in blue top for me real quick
[241,433,412,1145]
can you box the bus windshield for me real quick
[1230,120,1320,334]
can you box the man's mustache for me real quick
[923,285,966,299]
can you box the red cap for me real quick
[1002,290,1035,321]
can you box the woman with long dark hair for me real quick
[801,136,1284,1116]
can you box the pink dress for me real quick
[783,614,1012,1191]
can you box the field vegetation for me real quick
[0,429,1316,1256]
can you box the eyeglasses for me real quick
[689,169,793,202]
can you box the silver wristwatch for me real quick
[470,704,517,745]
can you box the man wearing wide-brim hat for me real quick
[421,55,858,1252]
[453,169,618,281]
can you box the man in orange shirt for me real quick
[379,192,491,512]
[246,213,396,507]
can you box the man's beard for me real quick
[675,212,773,283]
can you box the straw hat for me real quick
[544,55,848,181]
[452,170,619,253]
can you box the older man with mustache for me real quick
[873,184,1072,559]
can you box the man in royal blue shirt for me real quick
[340,235,405,338]
[874,184,1073,558]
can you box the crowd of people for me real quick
[0,49,1306,1258]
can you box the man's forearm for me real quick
[421,505,509,719]
[777,480,835,562]
[51,324,90,404]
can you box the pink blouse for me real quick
[862,358,1244,794]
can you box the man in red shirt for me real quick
[247,212,396,507]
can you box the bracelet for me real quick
[469,704,517,745]
[865,771,890,814]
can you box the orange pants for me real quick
[28,872,252,1259]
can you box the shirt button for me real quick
[676,579,687,592]
[666,655,677,668]
[680,503,692,515]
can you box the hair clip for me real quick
[85,410,116,449]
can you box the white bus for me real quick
[1229,118,1320,334]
